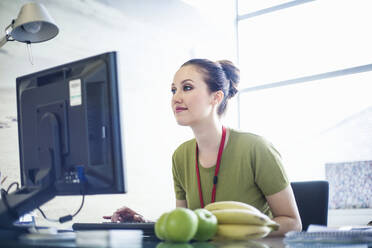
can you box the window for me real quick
[238,0,294,15]
[237,0,372,182]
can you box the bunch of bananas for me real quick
[204,201,279,241]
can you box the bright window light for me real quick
[238,0,294,15]
[238,0,372,87]
[237,0,372,181]
[240,71,372,180]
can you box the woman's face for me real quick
[171,65,216,127]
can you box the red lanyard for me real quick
[195,126,226,208]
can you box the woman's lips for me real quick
[175,107,187,113]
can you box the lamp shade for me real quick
[10,2,59,43]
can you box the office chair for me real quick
[290,180,329,231]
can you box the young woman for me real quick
[104,59,302,236]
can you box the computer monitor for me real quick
[0,51,127,230]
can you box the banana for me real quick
[211,209,279,231]
[215,224,272,240]
[204,201,261,213]
[205,201,279,241]
[213,241,270,248]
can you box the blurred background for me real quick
[0,0,371,228]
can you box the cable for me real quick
[36,206,59,223]
[37,188,85,223]
[37,167,87,223]
[2,180,85,224]
[71,192,85,218]
[0,188,7,197]
[6,182,19,193]
[1,186,20,220]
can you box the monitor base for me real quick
[0,225,29,240]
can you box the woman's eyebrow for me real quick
[181,79,193,84]
[172,79,194,87]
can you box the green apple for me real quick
[155,212,170,240]
[165,208,198,243]
[192,242,217,248]
[193,209,218,241]
[156,242,193,248]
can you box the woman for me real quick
[104,59,302,236]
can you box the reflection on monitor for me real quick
[0,51,126,230]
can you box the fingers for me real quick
[111,211,121,222]
[117,207,139,216]
[105,206,146,223]
[133,214,146,223]
[109,206,128,222]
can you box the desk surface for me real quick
[0,230,286,248]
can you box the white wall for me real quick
[0,0,237,228]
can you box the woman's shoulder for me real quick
[230,128,280,155]
[172,138,195,157]
[230,128,269,145]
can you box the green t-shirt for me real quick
[172,128,289,217]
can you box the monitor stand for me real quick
[0,113,62,239]
[0,186,55,239]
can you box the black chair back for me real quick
[291,180,329,231]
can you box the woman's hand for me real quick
[103,206,147,223]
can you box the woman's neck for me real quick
[192,121,223,152]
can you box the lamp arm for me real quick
[0,22,15,48]
[0,35,8,48]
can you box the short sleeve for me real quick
[252,137,289,196]
[172,153,186,200]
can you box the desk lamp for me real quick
[0,2,58,48]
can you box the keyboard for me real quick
[72,222,155,236]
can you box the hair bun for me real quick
[218,60,240,98]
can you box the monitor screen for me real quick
[16,51,127,195]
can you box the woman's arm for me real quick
[176,199,187,208]
[266,185,302,236]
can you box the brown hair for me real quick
[181,59,240,115]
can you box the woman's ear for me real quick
[212,90,224,105]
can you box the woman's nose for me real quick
[172,90,182,103]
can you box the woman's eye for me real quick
[183,85,193,91]
[171,88,176,94]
